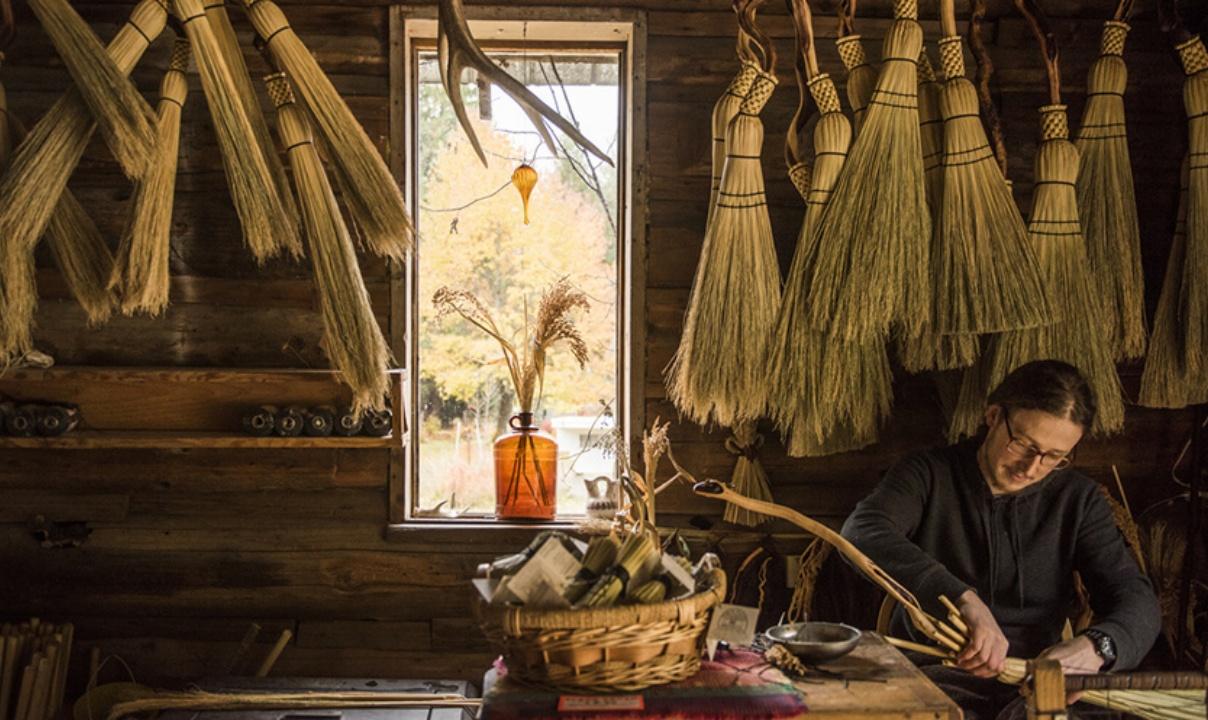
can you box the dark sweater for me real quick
[840,440,1160,669]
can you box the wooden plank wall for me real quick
[0,0,1198,690]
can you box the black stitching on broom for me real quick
[725,154,763,160]
[262,23,292,45]
[869,98,917,109]
[943,148,995,167]
[945,113,983,121]
[1032,180,1077,188]
[721,190,766,197]
[1085,91,1125,97]
[202,0,223,8]
[285,140,313,153]
[179,10,207,24]
[872,87,918,99]
[1078,121,1124,128]
[1029,218,1079,224]
[814,151,846,158]
[161,96,185,109]
[1077,132,1128,141]
[129,19,155,43]
[882,56,919,66]
[1186,111,1208,120]
[920,118,943,127]
[1027,230,1082,237]
[717,201,768,208]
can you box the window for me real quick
[397,13,641,523]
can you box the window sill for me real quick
[383,519,582,547]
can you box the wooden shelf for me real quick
[0,431,401,449]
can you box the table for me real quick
[481,633,959,720]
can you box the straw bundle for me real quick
[204,0,300,246]
[1140,159,1208,407]
[1176,36,1208,378]
[27,0,157,179]
[707,61,759,231]
[174,0,298,262]
[0,0,167,358]
[803,0,930,342]
[666,71,781,428]
[266,72,391,412]
[722,423,773,526]
[836,34,876,132]
[0,52,9,170]
[110,38,192,316]
[242,0,412,261]
[1076,19,1145,361]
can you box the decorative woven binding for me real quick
[264,72,294,108]
[918,50,937,83]
[740,72,777,115]
[1100,21,1129,56]
[168,37,190,72]
[894,0,918,21]
[1177,36,1208,75]
[808,73,842,114]
[788,162,811,199]
[728,61,760,97]
[939,36,965,80]
[836,36,867,71]
[1039,104,1069,141]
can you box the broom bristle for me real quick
[934,36,1049,335]
[27,0,158,178]
[111,38,191,316]
[267,72,390,412]
[244,0,412,261]
[667,72,781,428]
[1176,36,1208,379]
[724,422,773,527]
[708,62,759,231]
[0,0,168,358]
[804,16,930,342]
[175,0,297,263]
[0,52,10,171]
[836,35,876,131]
[205,0,302,253]
[1076,21,1146,361]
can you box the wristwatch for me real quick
[1081,628,1117,670]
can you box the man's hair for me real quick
[986,360,1097,432]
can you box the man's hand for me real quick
[1038,636,1105,704]
[955,589,1009,677]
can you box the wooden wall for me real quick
[0,0,1198,691]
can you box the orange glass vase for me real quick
[494,413,557,520]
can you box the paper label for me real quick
[705,603,760,660]
[557,695,645,712]
[496,538,581,608]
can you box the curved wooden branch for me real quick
[837,0,855,39]
[1013,0,1061,105]
[968,0,1008,176]
[1157,0,1192,46]
[784,0,818,168]
[437,0,613,168]
[737,0,776,73]
[786,0,819,78]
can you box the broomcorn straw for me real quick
[1176,35,1208,380]
[707,60,759,232]
[241,0,413,261]
[1076,12,1146,361]
[174,0,298,262]
[266,72,391,412]
[803,0,930,343]
[835,0,876,132]
[0,0,168,358]
[26,0,157,178]
[110,38,192,316]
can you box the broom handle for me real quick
[837,0,855,38]
[1112,0,1133,22]
[940,0,957,38]
[786,0,820,78]
[1013,0,1061,105]
[968,0,1009,176]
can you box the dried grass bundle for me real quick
[836,36,876,131]
[242,0,413,261]
[27,0,157,178]
[266,73,390,412]
[205,0,300,246]
[110,38,191,316]
[433,279,589,415]
[1176,36,1208,378]
[666,71,781,428]
[803,0,930,342]
[787,538,832,622]
[0,0,167,358]
[1140,158,1208,407]
[723,422,773,527]
[174,0,298,262]
[1076,20,1145,361]
[707,61,759,231]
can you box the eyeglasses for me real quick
[1002,411,1075,470]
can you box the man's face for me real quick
[980,405,1084,495]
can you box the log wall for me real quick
[0,0,1197,689]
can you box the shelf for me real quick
[0,431,401,449]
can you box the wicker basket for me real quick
[476,568,727,692]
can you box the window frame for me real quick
[387,6,647,528]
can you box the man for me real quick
[841,360,1160,720]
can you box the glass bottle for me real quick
[494,412,557,520]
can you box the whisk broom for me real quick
[26,0,157,178]
[835,0,876,132]
[707,59,759,232]
[266,72,390,411]
[803,0,931,343]
[110,38,192,316]
[1175,35,1208,379]
[241,0,412,261]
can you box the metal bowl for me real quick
[765,621,862,664]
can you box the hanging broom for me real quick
[174,0,298,262]
[666,67,781,429]
[803,0,930,343]
[241,0,412,261]
[204,0,301,248]
[0,0,168,358]
[1075,4,1146,361]
[1175,34,1208,380]
[26,0,157,179]
[110,38,192,316]
[951,0,1124,438]
[706,57,759,231]
[1140,160,1208,407]
[265,72,390,411]
[835,0,876,132]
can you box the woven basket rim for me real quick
[477,568,726,631]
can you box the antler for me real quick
[436,0,614,168]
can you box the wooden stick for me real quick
[939,595,970,634]
[55,624,72,715]
[886,635,955,659]
[1013,0,1061,105]
[38,643,57,720]
[226,622,261,675]
[254,629,292,678]
[12,664,33,720]
[27,655,51,720]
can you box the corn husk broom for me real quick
[1075,10,1146,361]
[707,59,759,232]
[266,71,390,412]
[951,0,1124,439]
[769,0,891,457]
[174,0,298,262]
[241,0,412,260]
[0,0,168,358]
[803,0,930,342]
[110,38,191,316]
[1176,34,1208,381]
[26,0,157,178]
[1140,159,1208,407]
[835,0,876,132]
